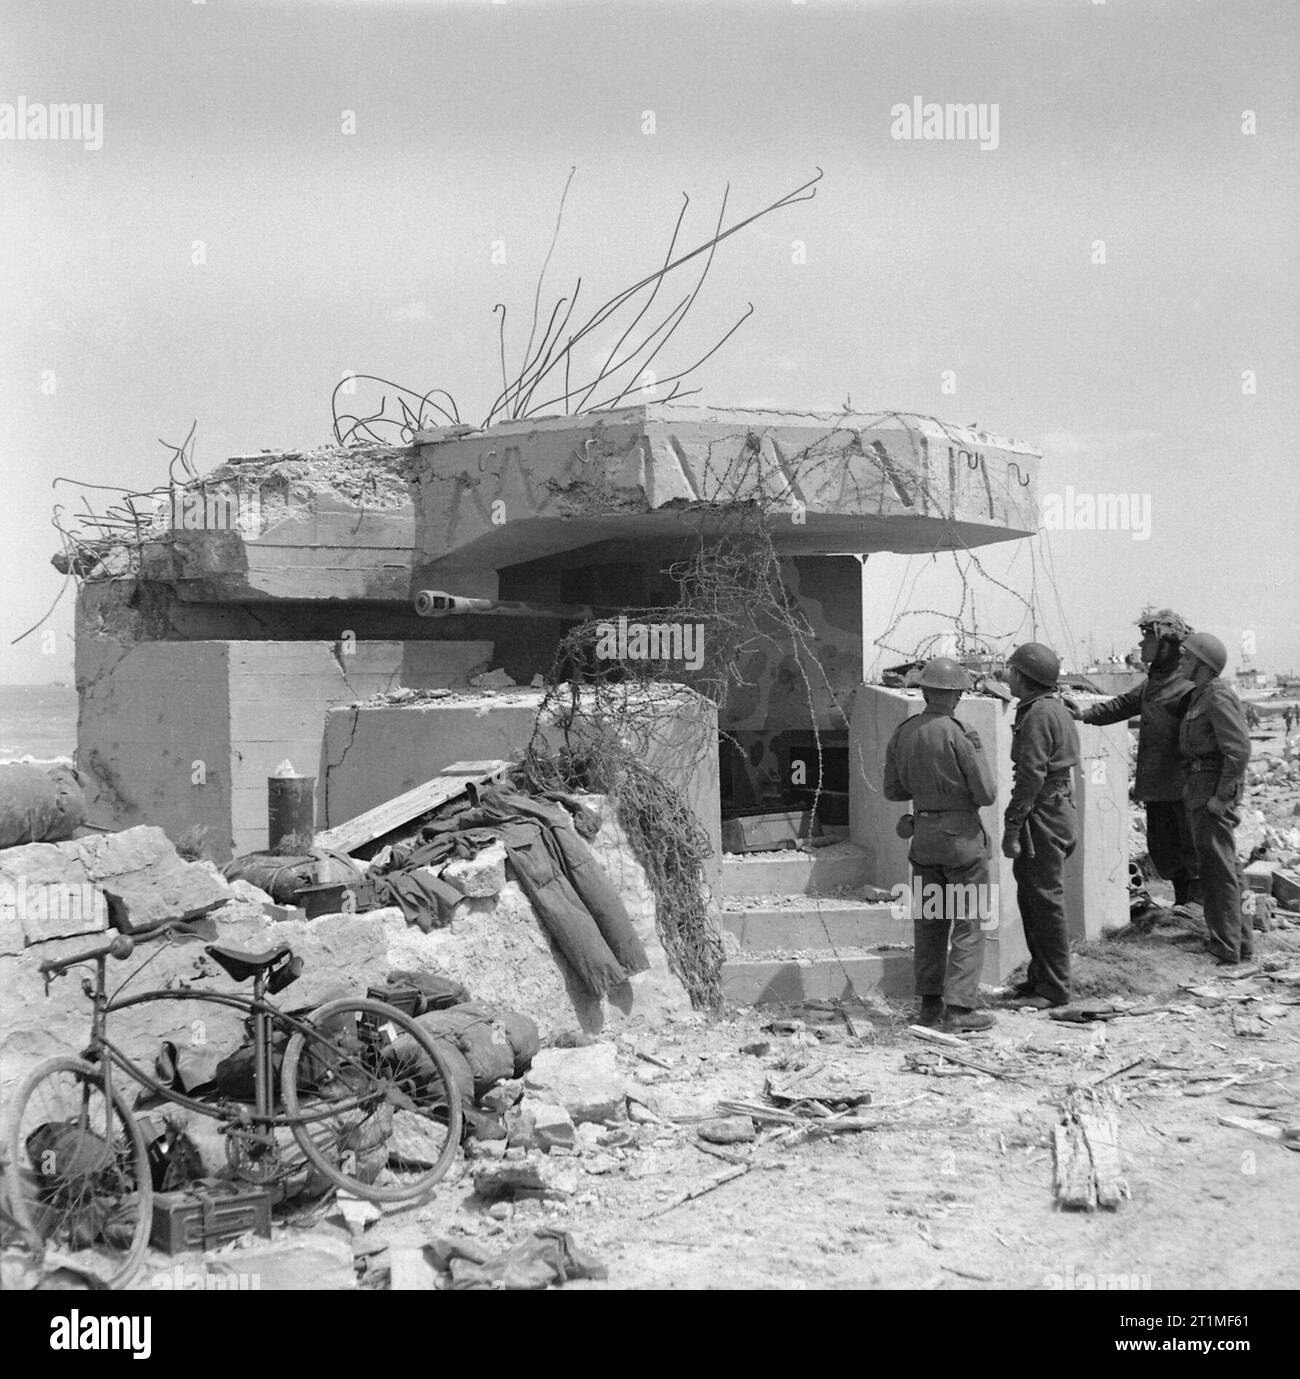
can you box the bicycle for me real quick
[5,924,464,1288]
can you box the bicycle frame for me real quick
[71,954,381,1135]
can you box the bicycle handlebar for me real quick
[39,933,135,977]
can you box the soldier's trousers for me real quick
[911,858,989,1009]
[1012,793,1077,1005]
[1144,800,1199,905]
[1185,785,1251,963]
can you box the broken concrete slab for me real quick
[206,1232,356,1290]
[530,1100,577,1152]
[0,825,232,947]
[523,1043,629,1124]
[471,1155,579,1201]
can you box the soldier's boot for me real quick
[942,1006,996,1032]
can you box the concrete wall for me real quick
[321,686,724,887]
[77,639,493,861]
[850,685,1129,983]
[77,640,235,848]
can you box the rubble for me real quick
[523,1043,629,1124]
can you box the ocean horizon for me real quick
[0,683,78,764]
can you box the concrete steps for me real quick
[718,866,915,1006]
[722,949,914,1005]
[721,899,911,951]
[718,841,875,897]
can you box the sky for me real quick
[2,0,1297,683]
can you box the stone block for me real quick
[529,1100,577,1152]
[471,1155,578,1201]
[523,1043,628,1124]
[698,1116,756,1145]
[480,1078,523,1114]
[441,841,507,899]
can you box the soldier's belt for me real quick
[915,807,978,816]
[1187,758,1225,773]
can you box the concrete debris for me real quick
[0,825,232,950]
[697,1115,757,1145]
[523,1043,629,1124]
[469,668,518,689]
[207,1233,356,1290]
[471,1154,580,1200]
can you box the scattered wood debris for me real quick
[1053,1089,1127,1211]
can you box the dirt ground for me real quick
[19,720,1300,1294]
[361,928,1298,1293]
[340,718,1300,1292]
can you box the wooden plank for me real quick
[315,759,511,854]
[1078,1113,1124,1209]
[1053,1123,1097,1209]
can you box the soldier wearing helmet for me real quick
[1177,632,1253,965]
[1001,642,1080,1009]
[883,656,998,1031]
[1069,607,1199,910]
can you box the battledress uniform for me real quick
[1180,679,1252,963]
[1005,686,1081,1005]
[884,707,997,1008]
[1079,663,1197,903]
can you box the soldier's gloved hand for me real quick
[1001,828,1021,859]
[1063,697,1082,719]
[1206,797,1228,817]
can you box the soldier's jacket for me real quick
[1179,678,1251,805]
[1005,688,1081,832]
[883,708,996,868]
[1079,664,1193,802]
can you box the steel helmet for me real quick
[1006,642,1061,687]
[1136,606,1192,642]
[917,657,972,691]
[1181,631,1228,676]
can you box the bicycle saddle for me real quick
[206,943,295,984]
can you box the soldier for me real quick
[1068,608,1198,913]
[1177,632,1253,965]
[883,657,998,1031]
[1002,643,1080,1010]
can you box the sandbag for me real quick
[458,1002,539,1076]
[221,848,362,903]
[415,1009,515,1097]
[0,763,86,848]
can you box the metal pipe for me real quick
[413,589,617,620]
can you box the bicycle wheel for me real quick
[5,1057,153,1289]
[281,998,463,1204]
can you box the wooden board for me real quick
[315,759,511,854]
[1054,1092,1125,1210]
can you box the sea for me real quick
[0,684,78,765]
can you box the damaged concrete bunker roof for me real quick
[137,404,1041,605]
